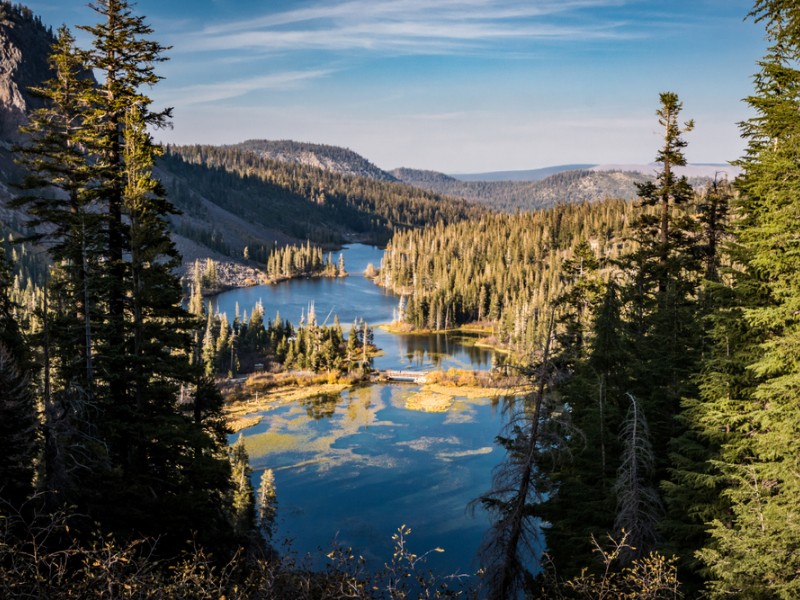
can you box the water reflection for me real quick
[214,245,516,575]
[212,244,498,371]
[236,384,506,575]
[299,393,340,420]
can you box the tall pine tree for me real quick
[16,1,238,555]
[0,244,38,509]
[692,3,800,596]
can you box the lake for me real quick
[215,244,517,576]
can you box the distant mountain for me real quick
[159,145,484,262]
[393,163,740,212]
[446,163,739,183]
[591,163,740,180]
[0,4,54,141]
[0,5,483,268]
[389,167,459,185]
[393,167,651,211]
[0,4,56,241]
[229,139,398,182]
[450,164,596,182]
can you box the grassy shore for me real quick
[221,371,360,430]
[223,367,531,429]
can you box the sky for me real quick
[25,1,766,173]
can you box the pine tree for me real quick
[15,26,100,397]
[474,312,566,599]
[15,1,237,554]
[78,0,171,413]
[0,245,38,509]
[540,282,629,576]
[614,394,663,563]
[230,434,256,539]
[618,92,702,483]
[692,3,800,596]
[257,468,278,543]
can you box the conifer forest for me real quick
[3,0,800,598]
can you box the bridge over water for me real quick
[379,370,429,383]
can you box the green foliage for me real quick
[380,199,637,356]
[10,0,240,556]
[542,93,709,583]
[257,468,277,543]
[684,3,800,596]
[265,241,343,281]
[229,434,256,538]
[0,245,37,508]
[162,143,486,249]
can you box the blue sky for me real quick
[28,1,764,172]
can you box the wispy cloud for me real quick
[176,0,634,56]
[158,69,335,106]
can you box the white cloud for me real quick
[157,69,335,106]
[175,0,634,56]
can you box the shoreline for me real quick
[378,321,513,355]
[223,368,529,430]
[195,267,349,299]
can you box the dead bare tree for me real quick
[614,393,663,563]
[472,310,571,599]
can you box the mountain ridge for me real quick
[230,139,398,182]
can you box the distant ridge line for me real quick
[450,164,595,182]
[446,162,740,183]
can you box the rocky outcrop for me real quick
[0,3,54,141]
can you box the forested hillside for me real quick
[394,165,734,212]
[379,198,638,351]
[162,144,486,255]
[231,139,398,181]
[393,167,650,210]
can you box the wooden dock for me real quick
[381,370,429,383]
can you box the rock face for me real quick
[0,4,54,141]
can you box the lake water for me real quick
[211,244,496,373]
[215,244,514,576]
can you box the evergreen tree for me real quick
[541,93,704,580]
[257,468,278,543]
[15,26,101,399]
[0,245,37,509]
[692,3,800,596]
[620,93,701,469]
[540,282,629,575]
[230,434,256,539]
[15,1,236,554]
[614,394,663,563]
[474,313,566,599]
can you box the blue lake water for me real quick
[215,244,515,575]
[211,244,496,373]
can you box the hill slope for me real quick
[230,139,398,182]
[393,164,739,212]
[0,4,484,269]
[393,167,650,211]
[160,145,485,262]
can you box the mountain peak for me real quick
[229,139,398,182]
